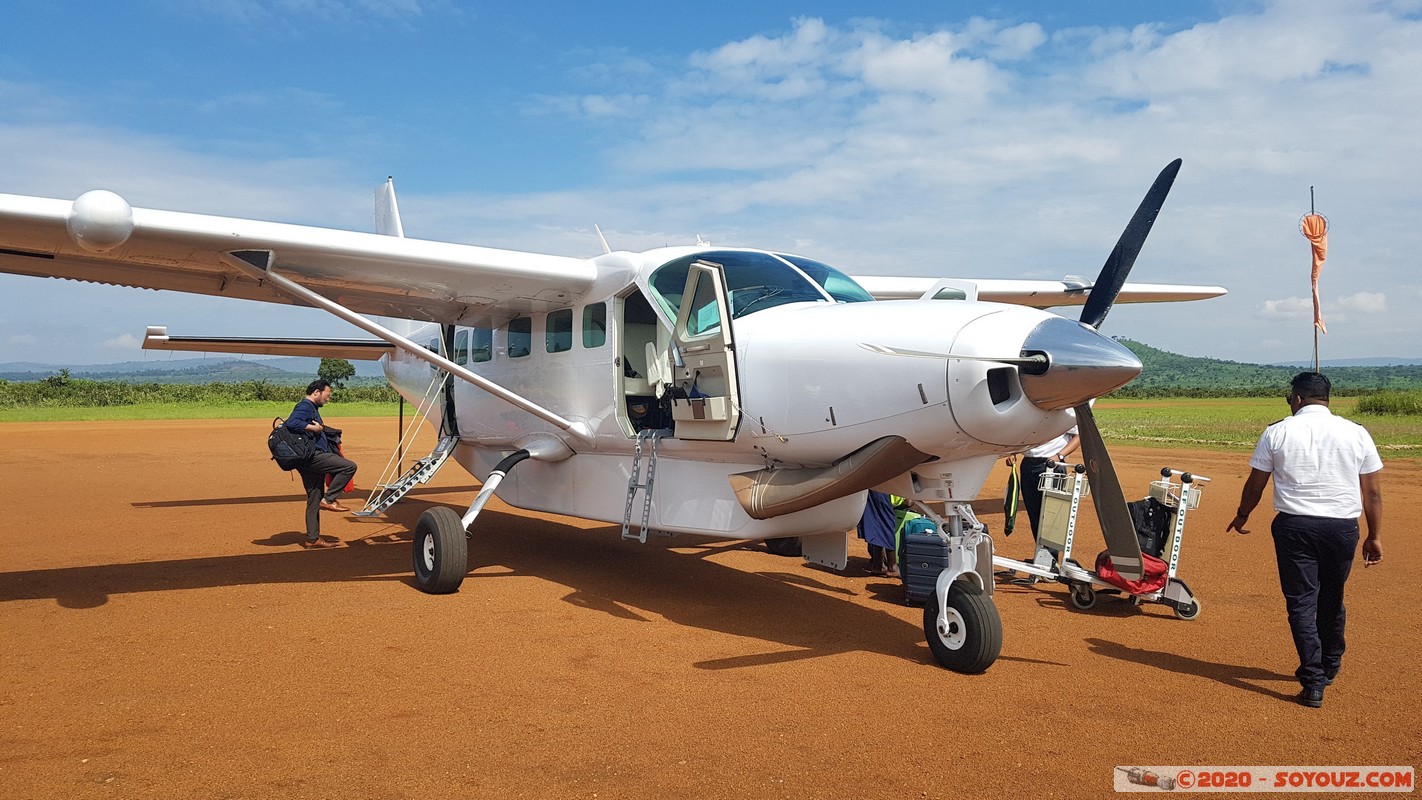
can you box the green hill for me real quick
[1116,340,1422,397]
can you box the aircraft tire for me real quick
[923,581,1002,674]
[413,507,467,594]
[764,536,803,557]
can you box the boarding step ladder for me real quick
[622,429,670,543]
[354,435,459,517]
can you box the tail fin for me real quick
[375,177,405,238]
[373,177,419,337]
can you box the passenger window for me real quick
[470,327,492,363]
[453,329,470,364]
[546,309,573,353]
[582,303,607,348]
[507,318,532,358]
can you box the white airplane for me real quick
[0,159,1223,673]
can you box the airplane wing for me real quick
[851,276,1226,307]
[0,190,597,327]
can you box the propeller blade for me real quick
[1073,401,1144,581]
[858,343,1049,371]
[1078,159,1182,330]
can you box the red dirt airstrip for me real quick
[1,418,1418,799]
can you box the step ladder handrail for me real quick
[354,434,459,517]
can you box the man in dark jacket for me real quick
[286,379,358,548]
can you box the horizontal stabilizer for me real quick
[143,326,395,360]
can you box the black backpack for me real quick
[1127,496,1174,558]
[268,417,314,471]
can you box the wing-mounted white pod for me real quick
[66,190,134,253]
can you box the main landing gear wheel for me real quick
[1174,598,1201,620]
[923,582,1002,674]
[413,507,468,594]
[1069,582,1097,610]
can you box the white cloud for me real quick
[687,17,838,101]
[1336,291,1386,313]
[1258,297,1313,319]
[102,334,141,351]
[978,21,1047,61]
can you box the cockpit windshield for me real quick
[648,250,872,322]
[776,254,876,304]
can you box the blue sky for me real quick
[3,0,1419,366]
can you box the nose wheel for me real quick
[923,582,1002,674]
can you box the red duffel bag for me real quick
[1094,549,1168,595]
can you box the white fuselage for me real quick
[380,246,1113,542]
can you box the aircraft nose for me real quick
[1018,316,1141,411]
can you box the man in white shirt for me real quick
[1228,372,1383,708]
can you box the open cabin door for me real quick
[668,260,742,441]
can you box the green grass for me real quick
[1356,390,1422,415]
[0,400,401,422]
[1096,397,1422,456]
[6,396,1418,458]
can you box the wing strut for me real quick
[221,249,594,444]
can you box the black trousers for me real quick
[1271,512,1358,690]
[298,450,358,539]
[1018,456,1056,542]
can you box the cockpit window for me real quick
[777,254,875,304]
[649,250,853,321]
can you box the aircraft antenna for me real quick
[594,224,612,254]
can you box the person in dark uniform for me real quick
[1228,372,1383,708]
[1006,424,1080,556]
[286,379,359,549]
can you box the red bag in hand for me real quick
[325,441,355,494]
[1094,549,1168,595]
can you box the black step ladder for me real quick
[621,429,669,542]
[354,435,459,517]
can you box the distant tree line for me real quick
[4,343,1417,411]
[0,371,399,407]
[1112,339,1422,399]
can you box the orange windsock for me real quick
[1301,212,1328,334]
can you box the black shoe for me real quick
[1296,687,1324,708]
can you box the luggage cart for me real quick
[991,466,1209,620]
